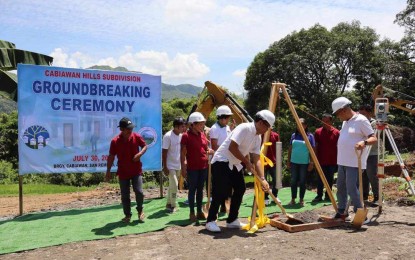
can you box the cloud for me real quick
[233,69,246,78]
[49,48,95,69]
[49,48,210,83]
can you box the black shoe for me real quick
[312,196,322,202]
[333,212,350,221]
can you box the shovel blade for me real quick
[352,208,368,228]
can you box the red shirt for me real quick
[314,126,339,166]
[181,130,209,170]
[109,132,147,180]
[262,131,280,167]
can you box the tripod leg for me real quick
[385,128,415,195]
[377,129,385,214]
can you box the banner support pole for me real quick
[19,175,23,216]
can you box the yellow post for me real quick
[278,84,337,212]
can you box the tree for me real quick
[0,40,53,101]
[396,0,415,33]
[244,22,382,120]
[0,112,18,167]
[331,21,382,100]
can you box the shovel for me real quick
[352,148,369,228]
[252,169,300,222]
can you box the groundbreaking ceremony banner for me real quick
[18,64,162,174]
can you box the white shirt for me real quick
[162,130,182,170]
[209,122,231,147]
[337,114,374,169]
[212,122,261,171]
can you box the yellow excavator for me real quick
[188,81,253,124]
[179,81,252,192]
[372,85,415,114]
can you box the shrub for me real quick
[0,160,18,184]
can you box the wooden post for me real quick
[159,171,163,198]
[279,84,338,212]
[19,175,23,216]
[249,82,280,229]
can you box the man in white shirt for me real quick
[205,110,273,233]
[209,105,234,213]
[331,97,377,221]
[162,117,186,213]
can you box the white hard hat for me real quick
[332,97,352,114]
[216,105,233,116]
[188,112,206,123]
[256,110,275,126]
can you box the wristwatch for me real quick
[364,140,368,146]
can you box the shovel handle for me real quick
[355,147,365,207]
[251,169,289,217]
[266,189,287,215]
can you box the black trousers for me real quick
[207,161,246,223]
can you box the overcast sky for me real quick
[1,0,407,93]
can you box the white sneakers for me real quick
[206,221,221,232]
[206,218,246,232]
[265,197,281,206]
[226,219,246,229]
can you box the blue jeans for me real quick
[316,165,337,198]
[337,165,362,213]
[119,175,144,217]
[187,169,207,213]
[290,163,308,200]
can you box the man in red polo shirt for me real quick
[105,117,148,223]
[313,113,339,202]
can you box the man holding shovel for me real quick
[331,97,377,225]
[205,110,273,233]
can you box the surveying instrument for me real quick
[373,98,415,213]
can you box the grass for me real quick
[0,184,98,197]
[384,152,412,161]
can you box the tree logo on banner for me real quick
[137,127,157,148]
[23,125,50,149]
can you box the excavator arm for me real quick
[372,85,415,115]
[191,81,252,124]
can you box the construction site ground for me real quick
[1,178,414,260]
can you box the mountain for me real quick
[87,65,130,72]
[162,83,202,100]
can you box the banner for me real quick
[18,64,162,174]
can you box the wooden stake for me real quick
[19,175,23,216]
[248,82,280,230]
[159,171,163,198]
[279,85,337,212]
